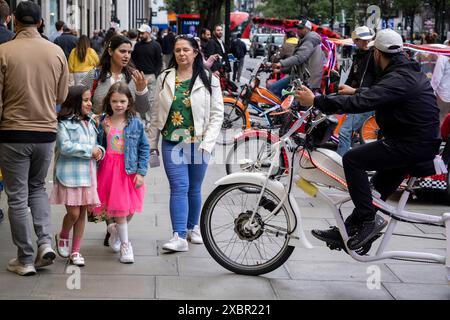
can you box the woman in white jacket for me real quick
[149,35,224,252]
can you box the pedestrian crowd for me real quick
[0,1,224,275]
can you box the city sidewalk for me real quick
[0,145,449,300]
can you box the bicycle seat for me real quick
[406,160,436,178]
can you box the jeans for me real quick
[0,142,54,264]
[336,112,373,157]
[267,75,292,98]
[161,140,209,239]
[141,74,157,127]
[343,139,440,222]
[233,57,245,82]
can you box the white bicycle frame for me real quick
[215,107,450,284]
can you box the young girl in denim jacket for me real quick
[93,82,150,264]
[50,85,105,267]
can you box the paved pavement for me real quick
[0,140,449,300]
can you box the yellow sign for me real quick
[296,178,318,197]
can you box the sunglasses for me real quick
[175,34,196,40]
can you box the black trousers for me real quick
[342,139,440,221]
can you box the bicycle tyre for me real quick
[225,134,289,177]
[200,183,295,276]
[218,101,248,145]
[360,115,379,144]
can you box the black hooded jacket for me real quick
[314,53,440,144]
[345,48,377,88]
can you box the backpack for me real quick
[91,68,101,97]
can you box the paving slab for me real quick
[156,275,276,300]
[286,261,400,283]
[178,256,291,279]
[383,282,450,300]
[385,263,449,285]
[270,279,393,300]
[31,274,155,299]
[73,255,178,276]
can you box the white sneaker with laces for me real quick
[107,223,121,253]
[162,233,189,252]
[55,234,70,258]
[34,244,56,269]
[70,252,85,267]
[187,225,203,244]
[120,242,134,264]
[7,258,36,276]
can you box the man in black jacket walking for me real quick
[54,24,78,59]
[161,27,175,69]
[204,25,231,73]
[230,33,247,82]
[295,29,441,251]
[132,24,162,127]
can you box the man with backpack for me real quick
[230,33,247,83]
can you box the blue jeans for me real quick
[268,75,292,98]
[161,140,209,239]
[336,112,373,157]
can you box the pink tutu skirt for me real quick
[50,162,101,207]
[93,152,146,218]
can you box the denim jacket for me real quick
[97,115,150,176]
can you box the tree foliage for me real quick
[163,0,196,14]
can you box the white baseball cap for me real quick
[351,26,375,41]
[296,19,312,30]
[138,23,151,33]
[374,29,403,53]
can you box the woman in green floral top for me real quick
[161,77,198,143]
[149,35,224,252]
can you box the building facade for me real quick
[10,0,156,37]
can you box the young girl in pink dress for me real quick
[51,85,105,266]
[94,82,150,264]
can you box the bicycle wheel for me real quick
[225,134,288,177]
[200,183,295,275]
[360,115,379,144]
[218,101,248,145]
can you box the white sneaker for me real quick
[119,242,134,264]
[162,233,189,252]
[69,252,85,266]
[34,244,56,269]
[55,234,70,258]
[107,223,121,253]
[187,225,203,244]
[7,258,36,276]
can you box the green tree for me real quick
[164,0,196,14]
[164,0,226,30]
[395,0,422,40]
[195,0,226,30]
[256,0,302,19]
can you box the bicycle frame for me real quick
[215,107,450,283]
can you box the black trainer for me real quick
[0,209,3,223]
[103,231,110,247]
[311,215,362,248]
[347,214,387,250]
